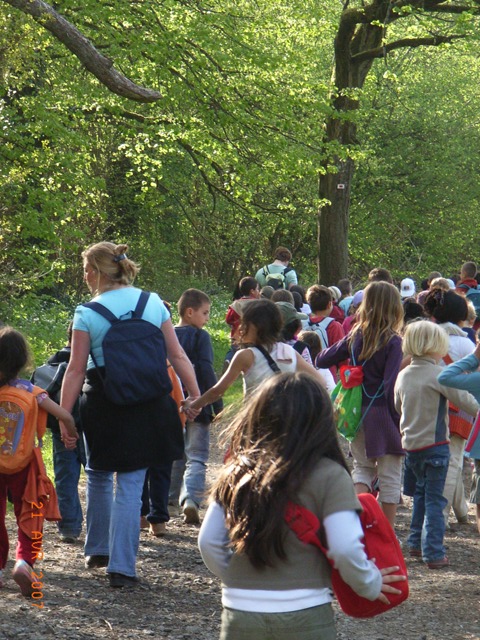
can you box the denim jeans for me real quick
[171,421,210,508]
[84,466,147,577]
[51,431,86,538]
[141,464,172,523]
[406,444,450,562]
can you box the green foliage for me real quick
[2,0,480,293]
[350,44,480,282]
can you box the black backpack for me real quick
[83,291,172,406]
[31,361,69,432]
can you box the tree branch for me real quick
[351,34,464,62]
[2,0,161,102]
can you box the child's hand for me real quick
[59,418,78,450]
[376,565,407,604]
[181,397,200,421]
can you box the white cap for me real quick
[400,278,416,298]
[446,278,455,289]
[328,286,341,302]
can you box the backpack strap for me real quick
[133,290,150,318]
[83,291,151,324]
[82,301,118,325]
[255,345,281,374]
[284,502,329,557]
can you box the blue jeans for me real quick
[85,466,147,577]
[170,421,210,508]
[141,464,172,523]
[51,430,86,537]
[406,444,450,562]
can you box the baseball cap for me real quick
[328,286,341,302]
[275,301,308,324]
[400,278,416,299]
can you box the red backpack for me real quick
[285,493,408,618]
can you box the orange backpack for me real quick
[0,384,48,474]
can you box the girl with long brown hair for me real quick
[317,281,404,527]
[199,373,405,640]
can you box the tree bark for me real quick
[2,0,161,103]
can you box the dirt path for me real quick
[1,442,480,640]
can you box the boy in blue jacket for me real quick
[173,289,223,524]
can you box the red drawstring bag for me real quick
[285,493,409,618]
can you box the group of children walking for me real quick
[2,250,480,640]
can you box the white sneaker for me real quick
[183,498,200,524]
[12,560,34,597]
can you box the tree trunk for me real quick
[317,156,354,284]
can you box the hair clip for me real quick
[113,253,127,263]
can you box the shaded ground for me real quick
[1,435,480,640]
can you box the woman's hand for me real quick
[181,397,201,421]
[375,564,407,605]
[59,420,79,450]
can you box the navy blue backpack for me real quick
[83,291,172,406]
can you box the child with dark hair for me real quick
[0,327,76,595]
[402,298,425,325]
[304,285,345,350]
[275,302,311,363]
[291,291,303,313]
[290,285,311,315]
[183,300,324,414]
[338,278,353,314]
[199,373,405,639]
[31,323,85,544]
[224,278,261,368]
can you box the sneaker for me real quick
[409,548,422,558]
[149,522,166,537]
[109,572,139,589]
[427,556,449,570]
[456,514,469,525]
[85,555,109,569]
[12,560,34,597]
[183,498,200,525]
[140,516,149,530]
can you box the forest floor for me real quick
[1,431,480,640]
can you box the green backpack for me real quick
[331,353,384,441]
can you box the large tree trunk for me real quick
[318,157,354,284]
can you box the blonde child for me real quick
[0,327,76,595]
[395,321,478,568]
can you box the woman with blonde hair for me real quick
[59,242,200,588]
[317,281,404,526]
